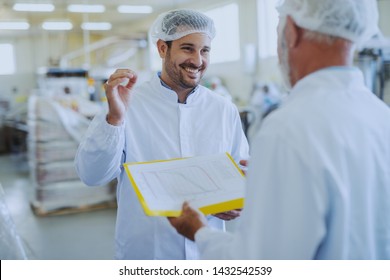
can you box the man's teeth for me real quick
[184,67,199,73]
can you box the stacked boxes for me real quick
[27,95,116,214]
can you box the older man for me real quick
[169,0,390,259]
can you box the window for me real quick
[257,0,279,58]
[0,44,16,75]
[205,3,240,64]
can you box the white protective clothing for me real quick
[195,67,390,259]
[75,73,249,259]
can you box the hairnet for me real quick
[149,9,216,44]
[276,0,379,45]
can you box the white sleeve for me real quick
[195,227,236,259]
[74,112,126,186]
[196,126,328,259]
[230,105,250,163]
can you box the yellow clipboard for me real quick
[123,152,245,217]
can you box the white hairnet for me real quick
[149,9,216,44]
[276,0,379,45]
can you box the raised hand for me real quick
[104,69,138,126]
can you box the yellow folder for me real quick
[123,152,246,217]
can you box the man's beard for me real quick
[279,34,292,91]
[164,50,203,89]
[277,16,292,91]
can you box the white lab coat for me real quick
[75,73,249,259]
[195,67,390,259]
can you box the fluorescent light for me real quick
[67,4,105,13]
[0,22,30,30]
[13,3,55,12]
[81,22,112,31]
[42,21,73,30]
[117,5,153,14]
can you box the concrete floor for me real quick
[0,152,242,260]
[0,153,117,260]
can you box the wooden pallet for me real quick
[31,200,117,217]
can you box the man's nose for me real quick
[189,51,203,66]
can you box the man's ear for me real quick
[156,39,168,59]
[285,15,300,49]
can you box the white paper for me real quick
[124,153,246,215]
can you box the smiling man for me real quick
[74,9,249,260]
[158,33,210,103]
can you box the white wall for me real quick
[207,0,260,105]
[0,36,37,104]
[378,0,390,37]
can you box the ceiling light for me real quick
[0,21,30,30]
[117,5,153,14]
[67,4,105,13]
[81,22,112,31]
[42,21,73,30]
[13,3,55,12]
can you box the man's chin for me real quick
[183,77,201,88]
[184,72,201,80]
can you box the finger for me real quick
[104,78,134,91]
[223,211,240,218]
[182,201,190,211]
[111,69,136,79]
[105,77,131,91]
[214,210,241,220]
[167,217,177,226]
[220,215,234,221]
[113,68,134,77]
[213,213,232,220]
[106,70,136,86]
[183,201,199,215]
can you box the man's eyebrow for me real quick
[179,42,210,48]
[179,43,196,47]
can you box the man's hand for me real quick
[104,69,138,126]
[213,159,248,221]
[213,209,242,221]
[168,202,207,241]
[239,159,248,175]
